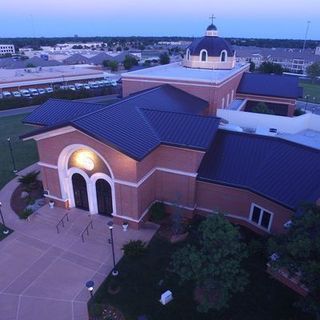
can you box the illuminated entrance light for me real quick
[76,152,95,171]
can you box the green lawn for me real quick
[0,114,38,189]
[90,230,310,320]
[299,82,320,102]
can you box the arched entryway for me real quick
[72,173,89,211]
[96,179,113,216]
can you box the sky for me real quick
[0,0,319,39]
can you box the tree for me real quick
[171,214,248,312]
[252,102,274,115]
[123,55,138,70]
[258,61,284,75]
[159,52,170,65]
[306,62,320,83]
[268,204,320,320]
[249,60,256,72]
[102,60,118,72]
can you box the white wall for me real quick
[217,109,320,134]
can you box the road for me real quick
[0,94,120,118]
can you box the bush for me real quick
[122,240,146,258]
[18,170,40,187]
[149,202,165,222]
[20,208,33,219]
[294,108,306,116]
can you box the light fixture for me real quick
[76,152,94,171]
[85,280,95,298]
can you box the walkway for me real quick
[0,164,158,320]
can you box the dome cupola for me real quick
[183,21,236,70]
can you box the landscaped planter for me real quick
[170,231,189,244]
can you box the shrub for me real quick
[20,208,33,219]
[149,202,165,222]
[294,108,306,116]
[18,170,40,186]
[122,240,146,258]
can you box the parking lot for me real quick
[0,79,118,100]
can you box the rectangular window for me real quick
[250,204,273,231]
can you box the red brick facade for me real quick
[122,70,246,115]
[34,127,293,234]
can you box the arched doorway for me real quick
[96,179,113,216]
[72,173,89,211]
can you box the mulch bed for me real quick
[10,182,44,218]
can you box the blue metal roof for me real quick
[237,72,303,99]
[188,36,234,57]
[197,130,320,210]
[23,99,107,126]
[23,85,217,160]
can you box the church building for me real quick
[22,23,319,235]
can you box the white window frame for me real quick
[186,49,190,60]
[220,50,227,62]
[199,49,208,62]
[249,203,274,232]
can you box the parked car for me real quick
[2,91,12,98]
[83,84,90,90]
[68,85,76,91]
[45,87,53,93]
[89,82,99,89]
[110,80,117,87]
[12,91,22,98]
[38,88,46,95]
[28,88,39,96]
[75,83,84,90]
[20,89,31,98]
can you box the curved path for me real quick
[0,164,158,320]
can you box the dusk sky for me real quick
[1,0,319,39]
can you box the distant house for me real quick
[63,54,90,65]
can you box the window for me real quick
[200,50,208,62]
[220,50,227,62]
[249,204,273,230]
[186,49,190,60]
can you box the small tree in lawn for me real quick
[268,204,320,319]
[123,55,138,70]
[160,52,170,65]
[306,61,320,83]
[171,214,248,312]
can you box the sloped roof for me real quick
[23,85,216,160]
[0,56,62,69]
[89,52,113,65]
[198,130,320,209]
[237,72,303,99]
[63,54,90,65]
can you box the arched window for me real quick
[200,49,208,62]
[186,49,190,60]
[220,50,227,62]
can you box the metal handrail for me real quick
[56,212,70,234]
[81,219,93,242]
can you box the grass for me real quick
[0,114,38,189]
[299,82,320,102]
[0,223,13,241]
[90,230,310,320]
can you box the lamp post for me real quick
[85,280,94,298]
[304,95,309,111]
[0,202,9,235]
[108,221,118,276]
[7,137,17,173]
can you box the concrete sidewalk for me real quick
[0,164,158,320]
